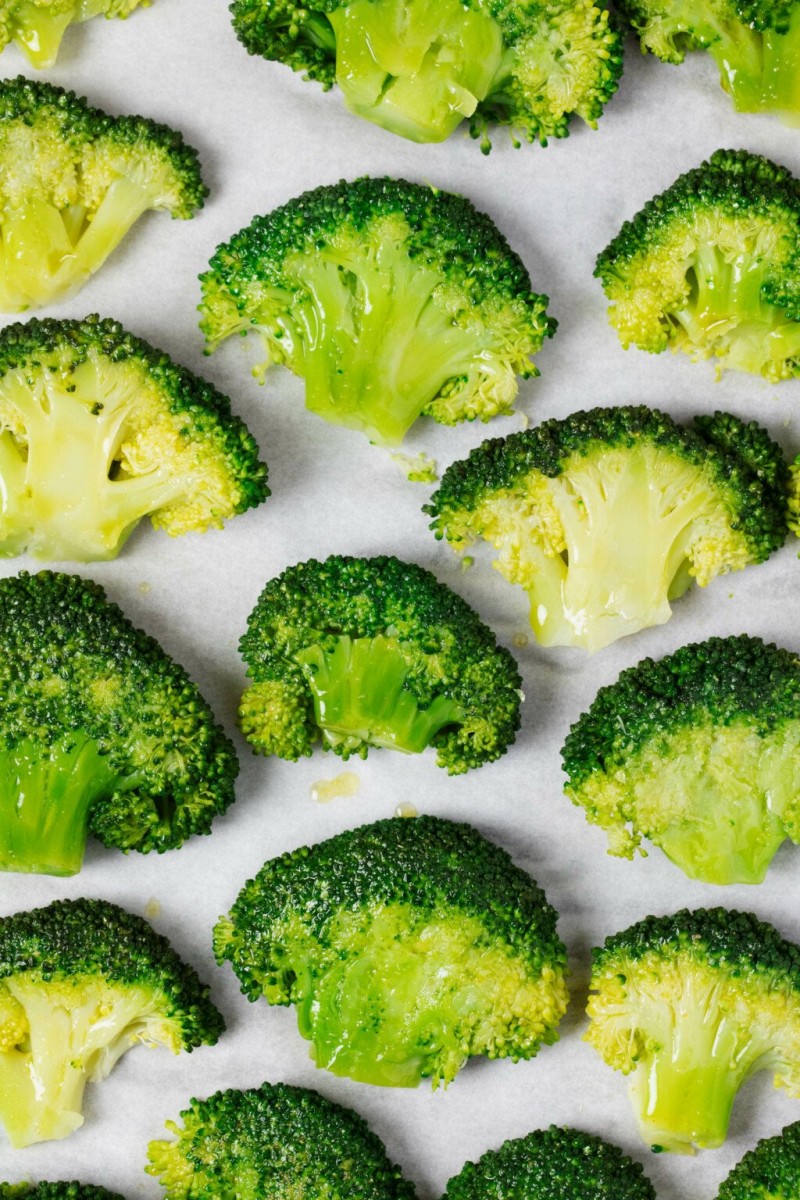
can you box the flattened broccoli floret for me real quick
[717,1120,800,1200]
[238,554,522,773]
[0,570,239,876]
[214,814,568,1088]
[0,898,224,1147]
[563,634,800,884]
[230,0,623,149]
[0,315,268,560]
[443,1125,656,1200]
[586,908,800,1153]
[146,1081,417,1200]
[595,149,800,379]
[0,1185,124,1200]
[200,177,555,447]
[0,0,151,68]
[426,406,788,652]
[0,77,206,313]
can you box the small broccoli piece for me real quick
[214,814,568,1088]
[443,1125,657,1200]
[0,1186,124,1200]
[230,0,622,149]
[717,1121,800,1200]
[0,570,239,876]
[0,897,223,1147]
[617,0,800,121]
[0,0,151,69]
[426,406,788,652]
[563,634,800,884]
[0,77,206,313]
[147,1081,417,1200]
[200,177,555,447]
[596,149,800,379]
[238,554,522,773]
[0,315,268,560]
[587,908,800,1154]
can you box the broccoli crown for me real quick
[0,1186,124,1200]
[595,149,800,380]
[200,176,555,447]
[587,907,800,1153]
[238,554,522,773]
[214,814,568,1088]
[0,315,268,560]
[0,0,151,68]
[0,76,206,312]
[0,570,239,875]
[443,1125,657,1200]
[0,897,224,1147]
[146,1081,417,1200]
[562,634,800,883]
[425,405,788,651]
[717,1121,800,1200]
[230,0,622,150]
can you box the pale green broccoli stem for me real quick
[760,10,800,116]
[10,1,80,67]
[295,634,463,755]
[701,5,800,116]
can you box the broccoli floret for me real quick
[443,1126,656,1200]
[595,149,800,380]
[617,0,800,121]
[0,897,224,1147]
[717,1121,800,1200]
[0,315,268,560]
[586,908,800,1154]
[230,0,622,149]
[147,1081,417,1199]
[0,0,151,69]
[563,634,800,884]
[0,1186,123,1200]
[214,814,568,1088]
[200,177,555,447]
[425,406,788,652]
[238,554,522,773]
[0,77,206,313]
[0,570,239,876]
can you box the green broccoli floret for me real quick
[0,570,239,876]
[146,1081,417,1199]
[0,0,151,69]
[230,0,622,149]
[0,315,268,560]
[0,77,206,313]
[717,1121,800,1200]
[586,908,800,1154]
[214,814,568,1088]
[617,0,800,121]
[0,897,224,1148]
[443,1125,657,1200]
[595,149,800,380]
[0,1185,124,1200]
[200,177,555,447]
[426,406,788,652]
[238,554,522,773]
[562,634,800,885]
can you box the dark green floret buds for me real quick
[0,1186,124,1200]
[587,908,800,1154]
[238,554,522,773]
[596,150,800,380]
[426,406,788,652]
[0,570,239,876]
[717,1120,800,1200]
[200,177,555,447]
[0,0,154,68]
[214,815,569,1088]
[146,1081,417,1200]
[563,634,800,884]
[0,898,224,1147]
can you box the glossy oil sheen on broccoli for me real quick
[596,150,800,380]
[230,0,623,149]
[443,1125,657,1200]
[617,0,800,121]
[0,0,151,68]
[147,1081,418,1199]
[0,897,224,1147]
[200,177,555,447]
[426,406,788,652]
[238,554,522,774]
[0,77,206,313]
[0,570,239,876]
[586,908,800,1153]
[214,814,568,1088]
[563,634,800,885]
[0,1186,124,1200]
[0,316,268,559]
[717,1120,800,1200]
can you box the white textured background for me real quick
[1,4,800,1198]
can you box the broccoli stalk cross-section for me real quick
[1,0,151,68]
